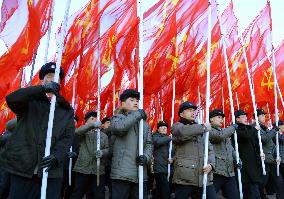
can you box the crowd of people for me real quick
[0,62,284,199]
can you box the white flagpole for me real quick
[239,34,266,176]
[68,61,77,186]
[276,82,284,108]
[137,0,144,198]
[40,0,72,198]
[236,92,240,110]
[198,86,202,124]
[216,0,243,197]
[167,77,175,181]
[96,0,102,186]
[44,0,55,63]
[271,43,280,176]
[266,103,272,129]
[202,1,212,198]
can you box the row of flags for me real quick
[0,0,283,133]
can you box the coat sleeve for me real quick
[209,126,235,144]
[101,133,109,158]
[110,111,142,137]
[208,142,215,169]
[172,123,206,144]
[6,86,45,115]
[75,123,94,136]
[144,124,153,163]
[53,111,75,165]
[260,129,275,144]
[152,134,171,147]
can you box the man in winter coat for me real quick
[110,89,153,199]
[277,120,284,183]
[71,111,107,199]
[0,62,75,199]
[256,109,284,199]
[208,109,240,198]
[234,109,263,199]
[0,118,17,199]
[152,121,173,199]
[171,101,217,199]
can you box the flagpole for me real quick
[40,0,72,198]
[44,0,55,63]
[202,1,212,198]
[271,43,280,176]
[221,86,225,127]
[198,86,202,124]
[216,0,243,197]
[266,103,272,129]
[96,0,102,186]
[239,33,266,176]
[236,92,240,109]
[137,0,144,198]
[29,52,37,85]
[167,76,175,181]
[277,82,284,109]
[69,60,77,186]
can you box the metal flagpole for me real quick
[198,86,202,124]
[44,0,56,63]
[266,103,272,129]
[236,92,240,110]
[29,52,37,85]
[239,33,266,176]
[271,43,280,176]
[276,82,284,108]
[137,0,144,198]
[69,60,78,186]
[40,0,72,198]
[96,0,102,186]
[167,77,175,181]
[202,1,212,198]
[216,0,243,197]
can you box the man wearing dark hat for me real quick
[0,62,75,199]
[255,109,284,199]
[234,109,263,199]
[61,115,80,199]
[101,116,112,198]
[70,111,107,199]
[110,89,153,199]
[171,101,217,199]
[152,121,173,199]
[208,109,239,198]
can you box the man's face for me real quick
[236,115,247,125]
[279,125,284,132]
[210,115,224,127]
[180,108,196,121]
[121,97,139,111]
[103,121,111,129]
[41,73,55,85]
[86,116,97,124]
[158,126,167,135]
[258,114,266,125]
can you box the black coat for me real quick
[0,85,75,178]
[235,123,262,183]
[152,132,172,174]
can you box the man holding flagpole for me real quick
[110,89,153,199]
[0,62,75,199]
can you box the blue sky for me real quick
[0,0,283,81]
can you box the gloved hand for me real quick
[96,150,103,158]
[274,126,280,132]
[232,124,238,130]
[236,159,242,169]
[136,155,148,166]
[40,154,58,172]
[90,121,102,128]
[68,151,77,158]
[42,82,60,94]
[138,109,147,120]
